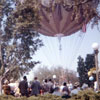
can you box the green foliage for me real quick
[77,54,95,86]
[85,54,95,71]
[0,94,63,100]
[77,56,86,86]
[1,91,100,100]
[13,0,40,33]
[68,90,100,100]
[0,0,43,80]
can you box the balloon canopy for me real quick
[37,0,96,37]
[39,5,81,37]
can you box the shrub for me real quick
[1,90,100,100]
[68,89,100,100]
[0,94,63,100]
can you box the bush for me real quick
[68,89,100,100]
[0,94,63,100]
[1,90,100,100]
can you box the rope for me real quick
[69,32,86,69]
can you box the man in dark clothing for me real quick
[31,77,41,96]
[62,82,70,99]
[19,76,28,97]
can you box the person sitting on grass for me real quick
[70,83,80,96]
[2,80,11,95]
[52,87,62,96]
[62,82,70,99]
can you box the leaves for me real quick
[0,0,43,80]
[0,94,63,100]
[77,54,95,86]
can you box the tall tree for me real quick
[0,0,16,94]
[0,0,43,94]
[85,54,95,71]
[77,54,95,86]
[84,54,95,86]
[77,56,86,86]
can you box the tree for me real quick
[0,0,43,94]
[16,0,100,29]
[85,54,95,71]
[34,66,78,84]
[77,56,86,86]
[77,54,95,86]
[84,54,95,87]
[0,0,16,94]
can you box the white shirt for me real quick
[60,85,64,92]
[67,83,73,91]
[8,83,16,92]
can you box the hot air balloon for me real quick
[36,0,97,50]
[18,0,98,50]
[38,0,97,37]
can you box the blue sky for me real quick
[31,23,100,72]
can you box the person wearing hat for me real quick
[70,82,80,96]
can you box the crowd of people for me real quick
[2,76,94,99]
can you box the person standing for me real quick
[47,79,54,93]
[19,76,28,97]
[31,77,41,96]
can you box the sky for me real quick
[27,23,100,81]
